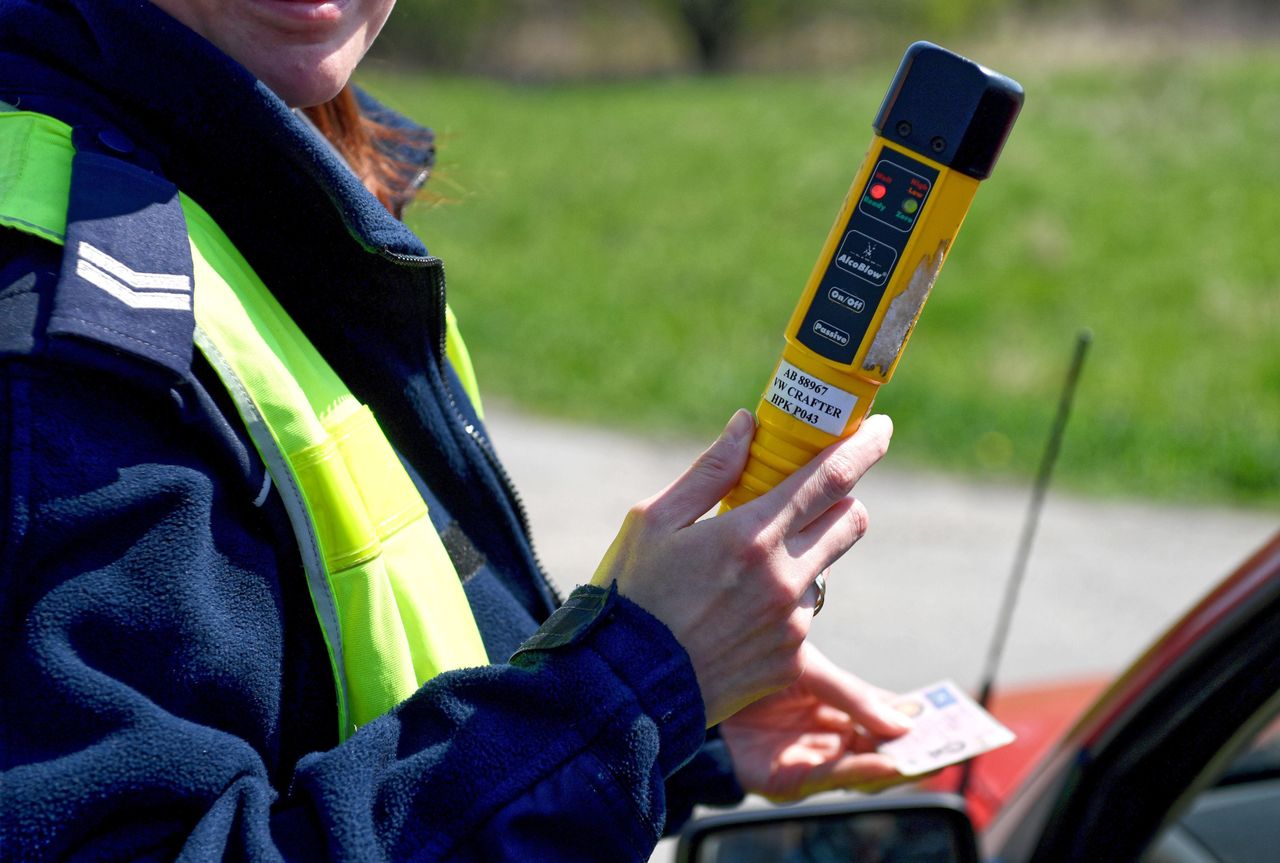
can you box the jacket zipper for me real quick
[380,247,562,609]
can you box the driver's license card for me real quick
[877,679,1016,776]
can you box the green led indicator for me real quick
[900,198,920,215]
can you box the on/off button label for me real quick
[828,286,865,313]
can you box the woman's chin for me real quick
[261,57,353,108]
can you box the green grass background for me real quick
[358,42,1280,507]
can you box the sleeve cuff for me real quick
[512,583,706,778]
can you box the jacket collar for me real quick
[0,0,455,392]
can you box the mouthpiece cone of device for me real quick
[874,41,1024,180]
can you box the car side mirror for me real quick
[677,793,979,863]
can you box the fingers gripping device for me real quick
[721,42,1023,510]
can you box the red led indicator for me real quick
[869,183,888,201]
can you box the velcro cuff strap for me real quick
[512,583,617,656]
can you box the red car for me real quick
[678,531,1280,863]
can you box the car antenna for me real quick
[958,328,1092,798]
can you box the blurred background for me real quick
[356,8,1277,854]
[358,0,1280,510]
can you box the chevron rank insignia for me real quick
[49,149,195,376]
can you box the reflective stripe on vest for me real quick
[0,111,490,740]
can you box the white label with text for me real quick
[765,359,858,437]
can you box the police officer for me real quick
[0,0,911,858]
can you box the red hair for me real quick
[303,85,429,219]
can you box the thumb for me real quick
[650,409,755,529]
[802,646,914,739]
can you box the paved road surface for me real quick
[483,404,1277,860]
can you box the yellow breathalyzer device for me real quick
[721,42,1023,510]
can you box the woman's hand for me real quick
[592,409,893,727]
[719,642,912,801]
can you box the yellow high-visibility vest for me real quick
[0,110,490,740]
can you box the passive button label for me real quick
[812,319,851,347]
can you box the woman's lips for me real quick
[250,0,351,26]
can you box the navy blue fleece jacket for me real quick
[0,0,742,859]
